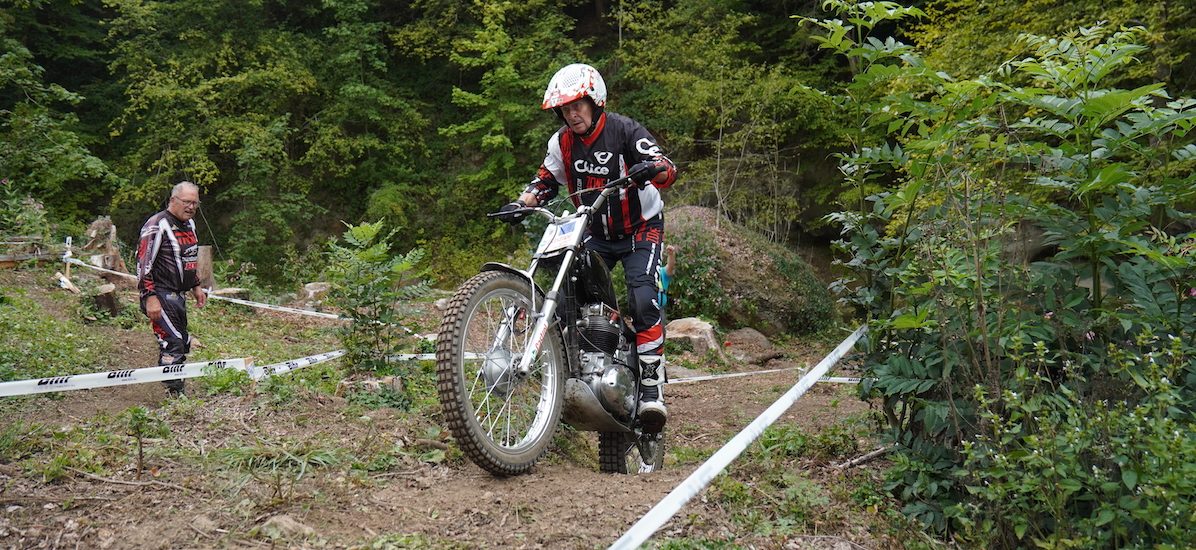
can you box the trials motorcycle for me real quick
[435,168,667,476]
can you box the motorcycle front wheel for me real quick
[436,270,565,476]
[599,430,665,474]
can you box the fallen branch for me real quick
[67,466,190,492]
[834,445,894,470]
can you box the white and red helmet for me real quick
[542,63,607,110]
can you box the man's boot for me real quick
[638,354,667,433]
[161,353,186,397]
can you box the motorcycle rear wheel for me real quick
[436,270,565,476]
[599,430,665,474]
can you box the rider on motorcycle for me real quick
[500,63,678,433]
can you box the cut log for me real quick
[197,246,215,289]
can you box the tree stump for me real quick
[93,283,121,316]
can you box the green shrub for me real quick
[812,4,1196,545]
[0,178,51,242]
[324,220,429,391]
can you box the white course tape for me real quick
[609,325,867,550]
[208,294,343,320]
[65,257,135,280]
[251,350,347,380]
[0,358,249,398]
[821,376,862,384]
[668,366,802,385]
[669,368,865,386]
[63,257,413,331]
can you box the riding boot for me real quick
[638,354,667,433]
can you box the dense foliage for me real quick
[1,0,843,287]
[816,3,1196,546]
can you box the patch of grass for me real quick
[187,300,340,365]
[199,363,253,395]
[545,425,597,469]
[0,285,115,381]
[35,422,122,482]
[218,438,344,501]
[347,385,410,410]
[669,445,713,465]
[359,532,470,550]
[0,421,50,462]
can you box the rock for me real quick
[54,271,80,294]
[335,376,404,398]
[725,327,771,350]
[434,298,450,311]
[259,514,315,540]
[665,317,722,357]
[723,327,774,362]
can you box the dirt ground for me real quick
[0,269,891,550]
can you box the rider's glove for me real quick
[497,200,528,224]
[628,160,667,189]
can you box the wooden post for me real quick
[64,236,73,278]
[197,246,215,290]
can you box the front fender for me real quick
[480,262,544,297]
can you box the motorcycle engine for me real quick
[576,303,636,418]
[577,303,620,355]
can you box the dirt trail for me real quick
[1,269,882,549]
[2,371,870,549]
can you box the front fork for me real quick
[515,249,575,377]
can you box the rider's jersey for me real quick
[136,210,199,301]
[525,112,677,240]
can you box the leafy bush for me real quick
[324,221,429,393]
[812,3,1196,546]
[0,178,51,242]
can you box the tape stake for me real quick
[0,358,248,398]
[608,325,867,550]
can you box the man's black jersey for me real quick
[524,112,678,240]
[136,210,199,300]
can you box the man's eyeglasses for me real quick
[172,197,201,208]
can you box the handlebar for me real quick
[488,169,649,221]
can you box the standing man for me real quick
[136,181,206,396]
[499,63,678,433]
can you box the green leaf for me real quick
[1122,469,1138,490]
